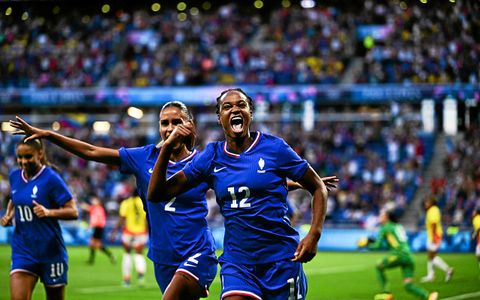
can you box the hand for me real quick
[164,121,194,149]
[321,176,339,192]
[32,200,50,218]
[0,214,13,227]
[357,237,369,248]
[357,236,376,248]
[9,116,48,141]
[292,231,320,263]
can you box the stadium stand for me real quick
[0,0,477,229]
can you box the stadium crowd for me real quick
[429,126,480,227]
[355,0,480,84]
[1,0,478,88]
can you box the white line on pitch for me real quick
[441,291,480,300]
[76,284,157,294]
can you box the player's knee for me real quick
[134,245,144,254]
[376,263,384,270]
[403,280,414,291]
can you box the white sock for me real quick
[134,253,146,275]
[122,253,132,280]
[433,256,450,272]
[427,260,435,277]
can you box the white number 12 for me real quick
[228,186,250,208]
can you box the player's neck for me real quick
[23,164,44,179]
[170,146,192,162]
[226,134,253,154]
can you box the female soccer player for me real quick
[421,196,454,282]
[109,192,148,287]
[10,102,218,300]
[148,88,329,300]
[0,138,78,300]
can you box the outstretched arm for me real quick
[147,123,193,202]
[292,167,328,263]
[288,175,339,192]
[10,116,120,165]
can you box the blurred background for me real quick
[0,0,478,266]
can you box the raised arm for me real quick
[10,116,120,165]
[292,166,328,263]
[147,123,193,202]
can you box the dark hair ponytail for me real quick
[17,138,60,172]
[159,101,196,150]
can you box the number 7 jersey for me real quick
[183,132,309,264]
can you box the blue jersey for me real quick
[183,132,309,264]
[119,145,215,266]
[9,166,72,262]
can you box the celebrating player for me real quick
[358,208,438,300]
[110,192,148,287]
[0,138,78,300]
[9,103,218,300]
[421,196,454,282]
[148,88,330,300]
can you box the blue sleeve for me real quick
[276,138,309,181]
[50,172,73,207]
[119,146,144,175]
[183,143,215,185]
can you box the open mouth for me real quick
[230,116,244,133]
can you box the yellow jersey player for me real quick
[111,193,148,287]
[421,196,454,282]
[472,208,480,271]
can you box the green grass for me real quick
[0,244,479,299]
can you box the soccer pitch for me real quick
[0,245,478,300]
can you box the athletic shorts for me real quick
[426,240,441,252]
[11,255,68,287]
[154,250,218,297]
[476,244,480,256]
[121,232,148,248]
[92,227,104,240]
[220,259,307,300]
[378,254,415,279]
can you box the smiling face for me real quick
[16,143,43,176]
[159,106,190,150]
[217,90,253,139]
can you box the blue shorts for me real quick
[11,255,68,287]
[154,250,218,296]
[220,259,307,300]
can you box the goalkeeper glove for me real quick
[357,236,376,248]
